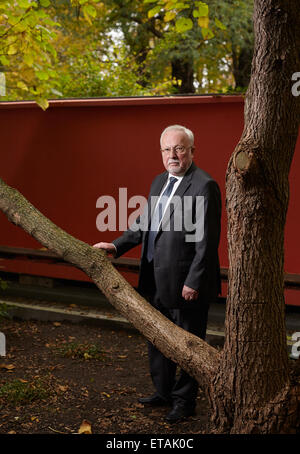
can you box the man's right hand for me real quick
[93,242,116,256]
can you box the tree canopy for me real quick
[0,0,253,106]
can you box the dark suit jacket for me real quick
[113,162,221,309]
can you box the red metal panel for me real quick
[0,96,299,305]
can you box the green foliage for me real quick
[0,0,62,108]
[144,0,220,37]
[200,0,254,91]
[0,0,253,104]
[0,378,50,405]
[54,341,104,360]
[141,0,253,92]
[46,0,179,97]
[0,278,8,291]
[53,30,154,97]
[0,303,10,321]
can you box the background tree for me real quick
[197,0,254,92]
[142,0,254,93]
[50,0,151,97]
[1,0,254,102]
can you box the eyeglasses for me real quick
[161,145,191,155]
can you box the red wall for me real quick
[0,96,299,305]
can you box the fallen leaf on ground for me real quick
[78,420,92,434]
[101,392,111,398]
[134,403,144,409]
[57,385,68,392]
[0,364,15,370]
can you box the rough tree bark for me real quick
[0,0,300,434]
[210,0,300,433]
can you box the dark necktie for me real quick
[146,176,178,262]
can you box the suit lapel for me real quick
[147,172,168,228]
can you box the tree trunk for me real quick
[232,44,253,89]
[210,0,300,433]
[171,55,195,94]
[0,0,300,434]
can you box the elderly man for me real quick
[94,124,221,423]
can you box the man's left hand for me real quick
[182,285,199,301]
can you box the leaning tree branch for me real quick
[0,177,220,385]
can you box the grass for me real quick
[54,342,104,360]
[0,302,10,320]
[0,379,50,406]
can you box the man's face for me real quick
[161,129,194,176]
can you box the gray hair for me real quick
[160,124,194,148]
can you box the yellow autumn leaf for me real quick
[36,98,49,111]
[58,385,68,392]
[198,16,209,28]
[17,81,28,91]
[24,54,34,67]
[78,420,92,434]
[7,45,17,55]
[164,11,176,22]
[101,392,111,398]
[0,364,15,370]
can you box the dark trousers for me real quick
[142,261,209,407]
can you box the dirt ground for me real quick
[0,316,215,435]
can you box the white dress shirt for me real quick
[155,173,184,228]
